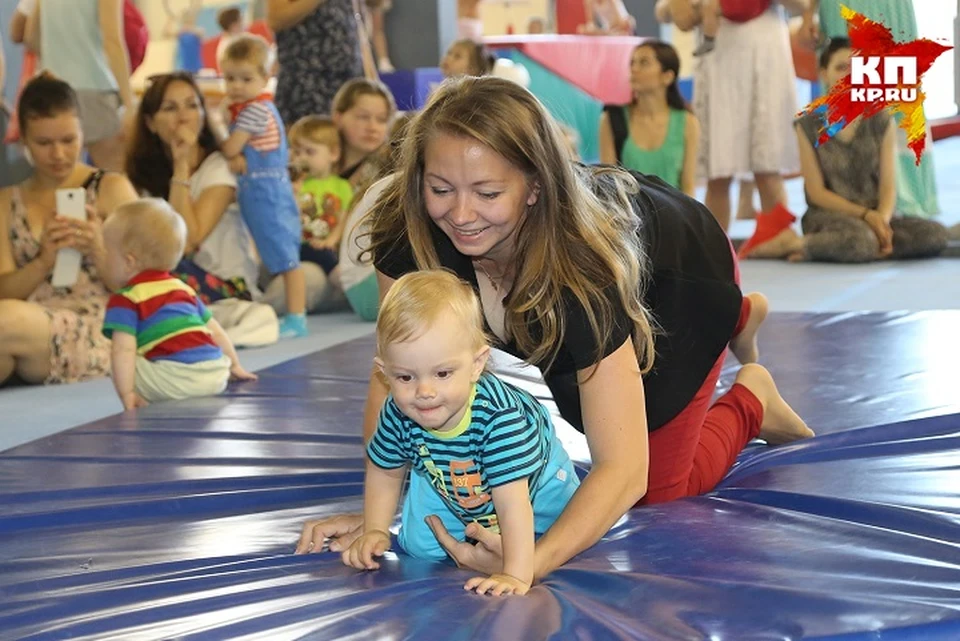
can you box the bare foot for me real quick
[786,251,806,263]
[745,228,804,260]
[729,292,768,364]
[735,364,814,445]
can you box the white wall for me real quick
[480,0,550,35]
[914,0,957,118]
[132,0,248,84]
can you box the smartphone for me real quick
[50,188,87,288]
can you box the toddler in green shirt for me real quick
[289,116,355,275]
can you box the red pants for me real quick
[640,254,764,505]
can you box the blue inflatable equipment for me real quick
[2,312,960,639]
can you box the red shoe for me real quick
[738,203,797,259]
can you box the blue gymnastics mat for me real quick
[1,312,960,640]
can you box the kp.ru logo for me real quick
[848,56,918,103]
[799,5,952,164]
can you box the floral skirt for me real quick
[44,306,111,385]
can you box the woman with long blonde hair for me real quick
[297,76,812,580]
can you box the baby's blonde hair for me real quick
[289,115,341,153]
[105,198,187,271]
[376,270,488,358]
[220,33,271,76]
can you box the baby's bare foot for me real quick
[735,364,814,445]
[730,292,768,364]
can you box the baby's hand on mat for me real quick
[342,530,391,570]
[230,364,258,382]
[464,573,530,596]
[122,392,148,411]
[296,513,364,554]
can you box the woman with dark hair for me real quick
[742,38,947,263]
[0,73,137,387]
[599,40,699,196]
[126,73,218,204]
[126,72,278,346]
[126,72,256,294]
[810,0,940,219]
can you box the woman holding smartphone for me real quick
[0,73,137,387]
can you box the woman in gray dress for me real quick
[745,38,947,263]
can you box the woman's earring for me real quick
[22,147,34,166]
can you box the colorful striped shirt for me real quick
[102,270,223,364]
[231,98,282,153]
[367,372,557,528]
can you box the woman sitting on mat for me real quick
[741,38,947,263]
[295,77,813,580]
[0,73,138,388]
[812,0,940,219]
[599,40,699,197]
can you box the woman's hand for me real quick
[36,218,74,271]
[426,515,505,575]
[170,124,199,174]
[67,206,107,260]
[464,573,530,597]
[228,155,247,175]
[797,11,820,49]
[38,206,105,266]
[864,210,894,257]
[296,513,364,554]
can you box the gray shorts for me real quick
[75,90,123,143]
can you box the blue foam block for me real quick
[378,68,445,111]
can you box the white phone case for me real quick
[50,188,88,288]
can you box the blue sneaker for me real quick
[278,313,308,339]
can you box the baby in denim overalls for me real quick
[219,34,307,339]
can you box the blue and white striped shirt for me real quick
[367,372,558,527]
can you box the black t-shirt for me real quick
[374,171,742,432]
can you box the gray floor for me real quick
[2,138,958,453]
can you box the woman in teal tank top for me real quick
[599,41,699,196]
